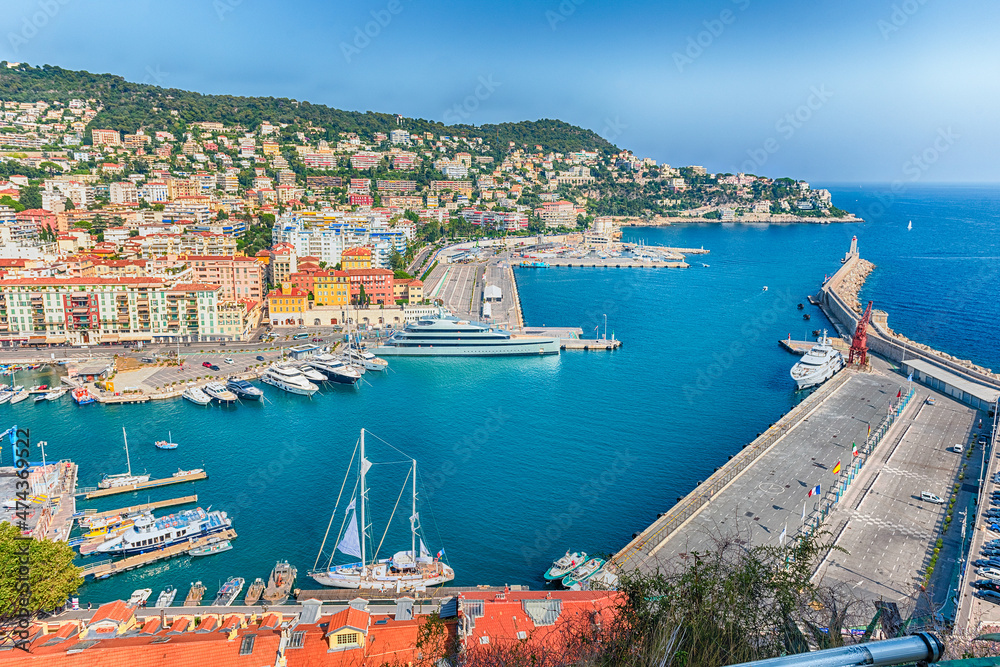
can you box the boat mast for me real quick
[411,459,417,560]
[123,427,132,476]
[359,428,366,572]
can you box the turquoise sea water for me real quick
[5,183,999,603]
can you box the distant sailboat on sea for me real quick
[907,220,912,230]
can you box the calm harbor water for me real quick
[4,183,998,603]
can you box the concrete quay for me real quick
[612,370,908,574]
[547,259,687,268]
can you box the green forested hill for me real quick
[0,63,615,155]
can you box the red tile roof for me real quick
[88,600,133,627]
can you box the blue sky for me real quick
[1,0,998,183]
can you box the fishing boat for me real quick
[544,551,587,580]
[262,561,297,604]
[153,586,177,608]
[155,432,179,450]
[204,381,238,403]
[562,557,606,588]
[128,588,152,606]
[260,365,319,396]
[213,577,245,606]
[71,386,95,405]
[309,429,455,590]
[244,578,265,605]
[226,378,263,400]
[188,538,232,557]
[182,385,212,405]
[97,428,150,489]
[184,581,206,606]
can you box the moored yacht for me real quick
[305,354,361,385]
[297,365,328,384]
[98,428,150,489]
[344,347,388,371]
[372,309,560,357]
[309,429,454,591]
[790,331,846,390]
[204,382,238,403]
[226,378,263,400]
[260,365,319,396]
[182,386,212,405]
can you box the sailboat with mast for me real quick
[308,428,454,590]
[98,427,150,489]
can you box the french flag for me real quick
[436,549,445,559]
[807,484,821,498]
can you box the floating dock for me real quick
[81,528,237,579]
[83,471,207,499]
[96,394,150,405]
[78,494,198,522]
[561,338,621,350]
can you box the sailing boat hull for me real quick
[308,560,455,590]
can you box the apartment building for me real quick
[0,277,231,344]
[90,128,121,146]
[109,181,139,205]
[185,255,265,301]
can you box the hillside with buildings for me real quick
[0,62,857,346]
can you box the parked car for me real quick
[975,589,1000,605]
[256,355,265,361]
[974,559,1000,568]
[954,444,964,454]
[972,580,1000,591]
[209,364,220,371]
[978,567,1000,580]
[920,492,945,504]
[925,398,936,405]
[202,361,212,368]
[224,358,234,365]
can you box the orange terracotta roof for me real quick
[169,283,221,292]
[89,600,133,626]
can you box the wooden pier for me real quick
[83,471,207,499]
[78,495,198,522]
[81,529,237,579]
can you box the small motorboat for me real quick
[797,303,805,310]
[154,586,177,608]
[71,386,95,405]
[182,386,212,405]
[155,432,179,450]
[562,557,605,588]
[43,387,68,401]
[803,314,811,321]
[128,588,153,607]
[172,468,204,478]
[244,578,265,605]
[762,286,768,292]
[204,382,238,404]
[544,551,587,581]
[189,538,232,557]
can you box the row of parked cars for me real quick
[973,478,1000,603]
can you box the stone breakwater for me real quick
[833,258,875,313]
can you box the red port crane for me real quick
[849,301,873,367]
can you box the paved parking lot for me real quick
[813,388,979,616]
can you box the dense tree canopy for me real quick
[0,522,82,616]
